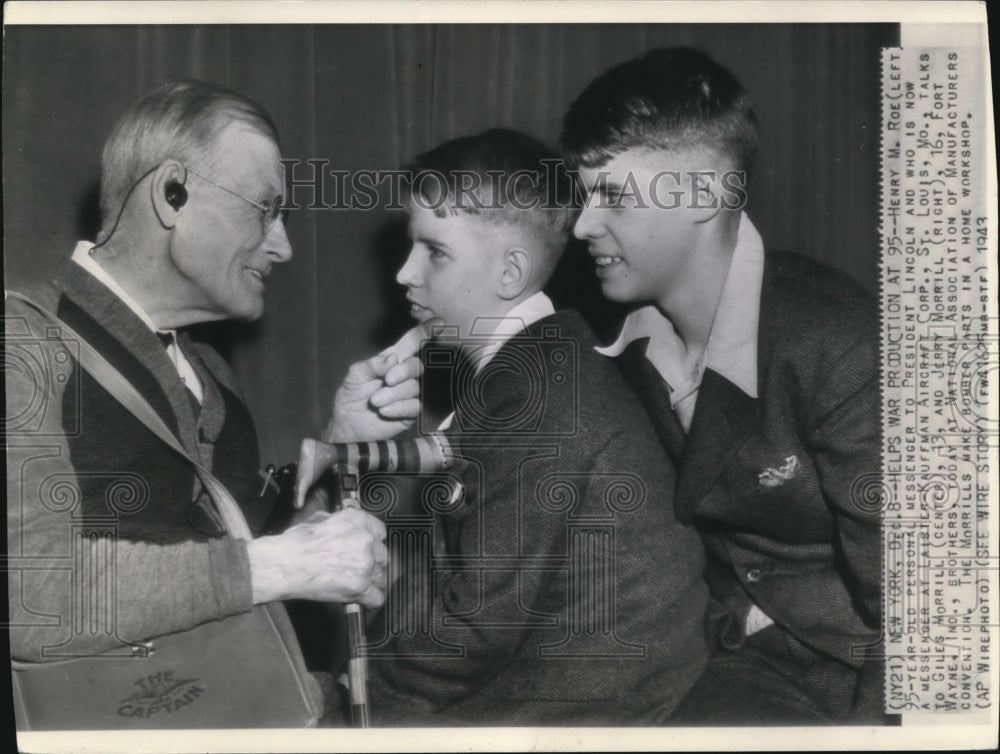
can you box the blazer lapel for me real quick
[616,338,687,466]
[675,368,761,524]
[675,253,780,523]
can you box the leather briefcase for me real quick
[11,602,320,729]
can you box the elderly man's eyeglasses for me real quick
[185,166,289,235]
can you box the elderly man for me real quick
[6,80,418,727]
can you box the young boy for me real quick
[560,47,885,723]
[364,129,709,725]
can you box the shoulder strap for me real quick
[6,290,253,541]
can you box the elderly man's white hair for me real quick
[98,80,280,242]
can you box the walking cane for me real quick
[337,464,372,727]
[294,434,453,727]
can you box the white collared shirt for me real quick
[437,291,555,431]
[71,241,203,402]
[595,213,773,635]
[595,212,764,432]
[466,291,556,373]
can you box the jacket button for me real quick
[746,568,762,583]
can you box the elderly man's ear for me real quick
[151,161,189,228]
[497,246,532,301]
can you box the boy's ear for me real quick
[497,246,532,301]
[691,170,725,224]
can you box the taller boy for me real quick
[562,47,885,723]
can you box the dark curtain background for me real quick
[4,24,898,463]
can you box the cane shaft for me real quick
[345,602,371,727]
[340,473,372,727]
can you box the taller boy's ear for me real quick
[497,246,532,301]
[690,170,725,224]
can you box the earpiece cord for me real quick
[89,164,174,253]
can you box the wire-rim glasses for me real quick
[185,165,289,235]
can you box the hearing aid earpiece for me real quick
[165,182,188,210]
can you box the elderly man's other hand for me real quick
[323,322,439,443]
[247,507,388,609]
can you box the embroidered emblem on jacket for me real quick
[758,455,800,487]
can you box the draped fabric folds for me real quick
[4,23,897,461]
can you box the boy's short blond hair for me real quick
[405,129,575,285]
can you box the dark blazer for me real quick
[367,309,710,725]
[7,260,274,660]
[624,252,881,668]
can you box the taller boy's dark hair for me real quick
[406,128,575,259]
[560,47,759,176]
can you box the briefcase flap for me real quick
[12,603,320,730]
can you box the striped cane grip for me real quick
[293,433,453,727]
[294,433,453,509]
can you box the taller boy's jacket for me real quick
[619,251,882,668]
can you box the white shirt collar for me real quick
[71,241,203,402]
[468,291,556,372]
[71,240,163,334]
[596,212,763,400]
[436,291,555,432]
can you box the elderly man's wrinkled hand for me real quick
[323,322,440,443]
[248,507,388,609]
